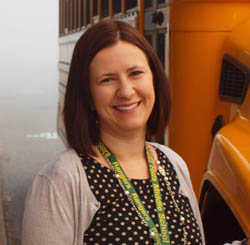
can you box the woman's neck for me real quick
[99,128,146,162]
[95,128,155,179]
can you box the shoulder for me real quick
[25,148,99,210]
[148,142,193,196]
[38,148,83,185]
[22,149,98,245]
[31,148,98,205]
[149,142,190,175]
[25,148,84,202]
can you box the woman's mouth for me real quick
[114,102,140,111]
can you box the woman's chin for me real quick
[116,122,147,135]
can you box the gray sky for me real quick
[0,3,65,242]
[0,0,58,93]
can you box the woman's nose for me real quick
[116,78,135,98]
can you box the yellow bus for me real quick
[58,1,250,243]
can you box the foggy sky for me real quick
[0,0,58,94]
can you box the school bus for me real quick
[58,0,250,244]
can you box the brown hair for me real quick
[63,20,171,155]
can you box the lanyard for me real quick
[98,141,170,245]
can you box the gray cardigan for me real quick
[22,143,206,244]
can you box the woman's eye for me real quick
[100,77,113,83]
[130,70,143,77]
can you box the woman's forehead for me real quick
[90,40,149,71]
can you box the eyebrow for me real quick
[127,65,145,72]
[97,66,145,80]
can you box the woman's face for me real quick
[89,40,155,137]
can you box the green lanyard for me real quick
[98,141,170,245]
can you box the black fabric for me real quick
[81,149,202,244]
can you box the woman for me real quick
[22,20,205,244]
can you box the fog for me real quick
[0,1,66,244]
[0,0,58,94]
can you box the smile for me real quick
[115,102,140,111]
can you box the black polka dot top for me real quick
[81,148,202,245]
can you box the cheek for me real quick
[147,83,156,111]
[91,86,114,109]
[90,86,102,111]
[142,79,155,101]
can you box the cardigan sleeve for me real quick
[22,149,101,245]
[22,173,76,245]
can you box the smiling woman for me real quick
[22,20,205,245]
[63,20,171,156]
[89,40,155,139]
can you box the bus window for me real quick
[93,0,98,17]
[125,0,137,11]
[102,0,109,18]
[80,0,84,27]
[145,1,153,9]
[113,0,122,14]
[158,0,166,4]
[86,0,90,24]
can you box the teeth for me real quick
[116,103,138,111]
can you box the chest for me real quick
[81,152,202,245]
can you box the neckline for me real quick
[83,149,162,181]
